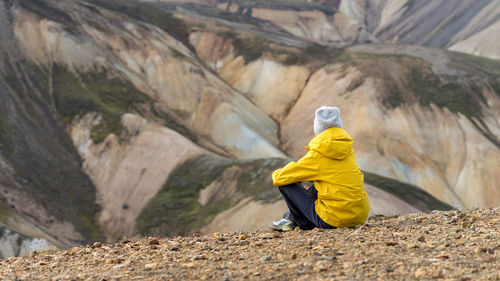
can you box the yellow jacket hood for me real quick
[305,128,353,160]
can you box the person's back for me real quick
[271,106,369,231]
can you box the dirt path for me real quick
[1,208,498,280]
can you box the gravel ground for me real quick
[1,208,499,280]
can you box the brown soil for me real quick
[1,208,499,280]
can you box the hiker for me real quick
[270,106,370,231]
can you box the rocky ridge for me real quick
[163,0,500,59]
[1,208,498,280]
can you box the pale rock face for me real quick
[0,222,72,255]
[189,31,234,72]
[190,31,311,120]
[365,184,420,216]
[13,10,284,160]
[101,27,285,159]
[371,0,500,58]
[0,228,33,259]
[71,113,206,241]
[355,106,465,207]
[201,197,286,234]
[207,102,286,158]
[338,0,365,24]
[210,2,376,43]
[453,115,500,209]
[334,13,372,42]
[281,63,500,209]
[18,238,54,257]
[219,58,310,120]
[12,12,104,71]
[446,1,500,45]
[217,2,240,13]
[251,8,343,43]
[449,22,500,60]
[377,0,409,33]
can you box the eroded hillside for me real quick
[0,0,498,249]
[151,0,500,59]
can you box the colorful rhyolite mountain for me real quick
[0,0,498,251]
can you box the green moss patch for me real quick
[448,52,500,77]
[149,104,199,145]
[234,158,288,202]
[341,52,493,121]
[0,200,14,223]
[219,31,344,66]
[363,171,453,212]
[220,31,270,64]
[406,63,484,119]
[283,44,345,67]
[233,35,270,64]
[137,155,234,236]
[52,65,150,143]
[87,0,190,48]
[334,51,500,147]
[138,155,288,237]
[490,81,500,99]
[18,0,77,28]
[0,107,15,159]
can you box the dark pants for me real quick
[278,183,335,230]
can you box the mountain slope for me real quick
[280,45,500,209]
[0,1,102,246]
[138,153,451,237]
[186,22,500,209]
[0,0,498,247]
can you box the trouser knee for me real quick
[278,184,293,195]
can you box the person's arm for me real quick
[272,151,320,186]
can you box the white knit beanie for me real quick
[314,106,343,135]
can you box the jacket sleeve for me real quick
[272,151,320,186]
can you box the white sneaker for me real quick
[270,218,296,232]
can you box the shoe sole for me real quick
[270,225,294,232]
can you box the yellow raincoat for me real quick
[272,127,369,227]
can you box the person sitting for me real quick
[270,106,370,231]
